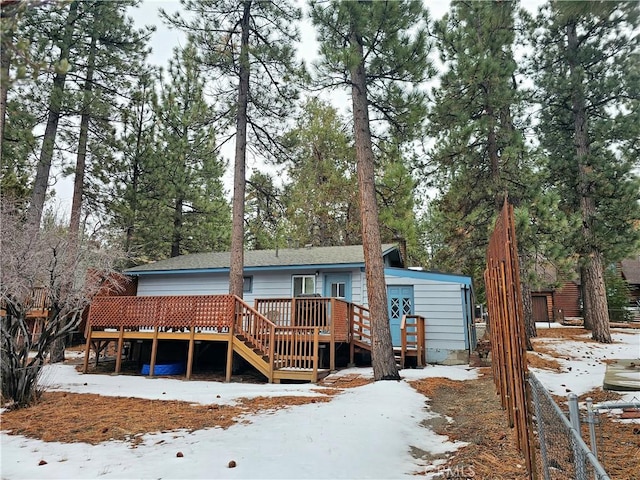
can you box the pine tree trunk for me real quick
[229,1,251,298]
[582,253,611,342]
[0,6,14,148]
[350,28,399,381]
[125,89,147,254]
[579,264,592,329]
[521,278,535,351]
[28,1,79,226]
[171,197,183,258]
[567,20,611,343]
[69,27,97,238]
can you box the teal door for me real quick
[323,273,352,301]
[387,286,414,346]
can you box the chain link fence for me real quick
[588,396,640,477]
[529,373,611,480]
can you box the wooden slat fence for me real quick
[484,199,535,477]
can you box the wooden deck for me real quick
[82,294,426,383]
[84,295,361,383]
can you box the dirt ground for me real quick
[410,370,530,479]
[2,326,638,479]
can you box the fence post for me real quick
[568,393,587,480]
[585,397,599,478]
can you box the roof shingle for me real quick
[126,244,398,273]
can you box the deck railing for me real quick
[234,297,276,357]
[349,302,371,364]
[350,303,371,347]
[85,294,379,380]
[400,314,426,368]
[273,326,319,372]
[88,295,235,331]
[234,297,319,380]
[254,297,349,342]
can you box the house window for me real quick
[292,275,315,296]
[331,282,346,298]
[243,276,253,293]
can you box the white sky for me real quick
[1,324,638,479]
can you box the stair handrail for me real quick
[234,297,320,375]
[401,314,426,367]
[351,302,371,347]
[233,296,278,361]
[401,315,407,368]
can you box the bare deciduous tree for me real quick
[1,199,123,409]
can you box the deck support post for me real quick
[186,327,196,380]
[82,327,92,373]
[149,327,159,377]
[329,301,336,371]
[114,326,125,374]
[225,322,234,382]
[312,327,319,383]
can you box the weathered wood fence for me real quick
[484,199,536,477]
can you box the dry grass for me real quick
[0,391,333,446]
[534,326,594,340]
[318,373,373,389]
[526,351,563,371]
[410,376,529,479]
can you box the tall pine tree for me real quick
[425,1,547,344]
[152,44,230,259]
[531,1,640,343]
[280,98,359,247]
[164,1,304,297]
[310,0,433,381]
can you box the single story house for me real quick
[124,244,475,365]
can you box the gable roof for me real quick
[621,256,640,285]
[126,244,401,275]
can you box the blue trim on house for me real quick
[383,267,472,285]
[129,262,367,276]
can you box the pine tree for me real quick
[245,171,285,250]
[151,44,230,258]
[66,0,151,238]
[310,0,432,381]
[424,1,550,343]
[280,98,359,247]
[27,1,79,225]
[532,1,640,343]
[426,1,525,271]
[104,72,158,261]
[164,0,304,297]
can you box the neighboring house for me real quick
[620,255,640,307]
[530,260,582,322]
[123,244,475,365]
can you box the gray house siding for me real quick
[127,246,473,365]
[383,269,472,364]
[136,268,366,306]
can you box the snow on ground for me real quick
[530,324,640,403]
[1,364,479,479]
[2,324,637,479]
